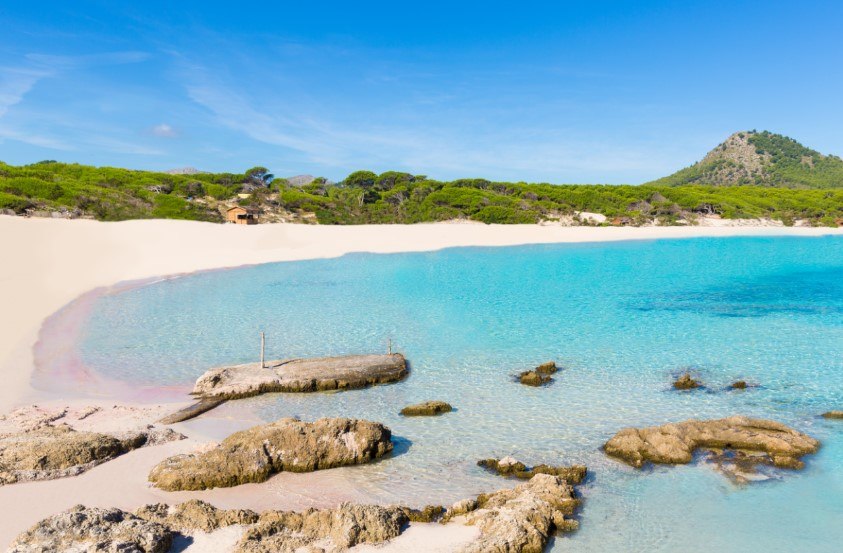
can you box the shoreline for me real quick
[18,218,843,407]
[3,216,843,548]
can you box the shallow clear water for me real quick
[78,237,843,552]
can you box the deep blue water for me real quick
[78,237,843,552]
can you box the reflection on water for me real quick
[75,237,843,552]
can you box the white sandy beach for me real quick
[2,215,843,549]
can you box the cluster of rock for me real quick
[478,456,587,484]
[603,416,820,472]
[191,354,408,400]
[0,405,183,485]
[12,473,582,553]
[10,501,407,553]
[518,361,558,387]
[149,417,393,491]
[400,400,452,416]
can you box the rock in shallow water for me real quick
[822,410,843,419]
[8,505,172,553]
[672,372,702,390]
[192,353,408,400]
[478,457,587,484]
[400,400,452,416]
[603,416,819,472]
[148,417,393,491]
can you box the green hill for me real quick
[649,131,843,188]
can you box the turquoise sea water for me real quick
[77,237,843,552]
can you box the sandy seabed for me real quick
[1,215,842,549]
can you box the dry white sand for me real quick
[1,215,842,549]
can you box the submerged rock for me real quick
[238,503,408,553]
[604,416,820,472]
[729,380,749,390]
[0,424,183,485]
[455,474,580,553]
[192,353,408,400]
[149,417,393,491]
[400,400,453,416]
[822,410,843,419]
[673,372,702,390]
[478,457,587,484]
[9,505,172,553]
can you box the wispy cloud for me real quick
[0,67,51,118]
[25,51,151,69]
[150,123,178,137]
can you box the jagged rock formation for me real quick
[478,456,587,484]
[0,422,183,485]
[192,354,408,400]
[8,505,173,553]
[149,418,393,491]
[400,400,452,416]
[604,416,820,471]
[453,474,580,552]
[15,473,585,552]
[650,130,843,188]
[237,504,407,552]
[136,500,260,533]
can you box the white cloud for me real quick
[150,123,178,137]
[0,67,50,118]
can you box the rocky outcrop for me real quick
[237,504,408,553]
[192,354,408,400]
[14,501,406,553]
[822,410,843,419]
[453,474,580,553]
[149,418,393,491]
[478,456,587,484]
[673,372,701,390]
[729,380,748,390]
[604,416,820,471]
[8,505,172,553]
[135,499,259,533]
[400,400,452,416]
[0,424,182,485]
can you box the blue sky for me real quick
[1,1,841,183]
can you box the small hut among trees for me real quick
[225,206,258,224]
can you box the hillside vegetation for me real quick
[650,131,843,188]
[3,131,843,227]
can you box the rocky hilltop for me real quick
[650,130,843,188]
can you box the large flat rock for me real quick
[192,353,408,400]
[603,416,820,471]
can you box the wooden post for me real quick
[260,331,266,369]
